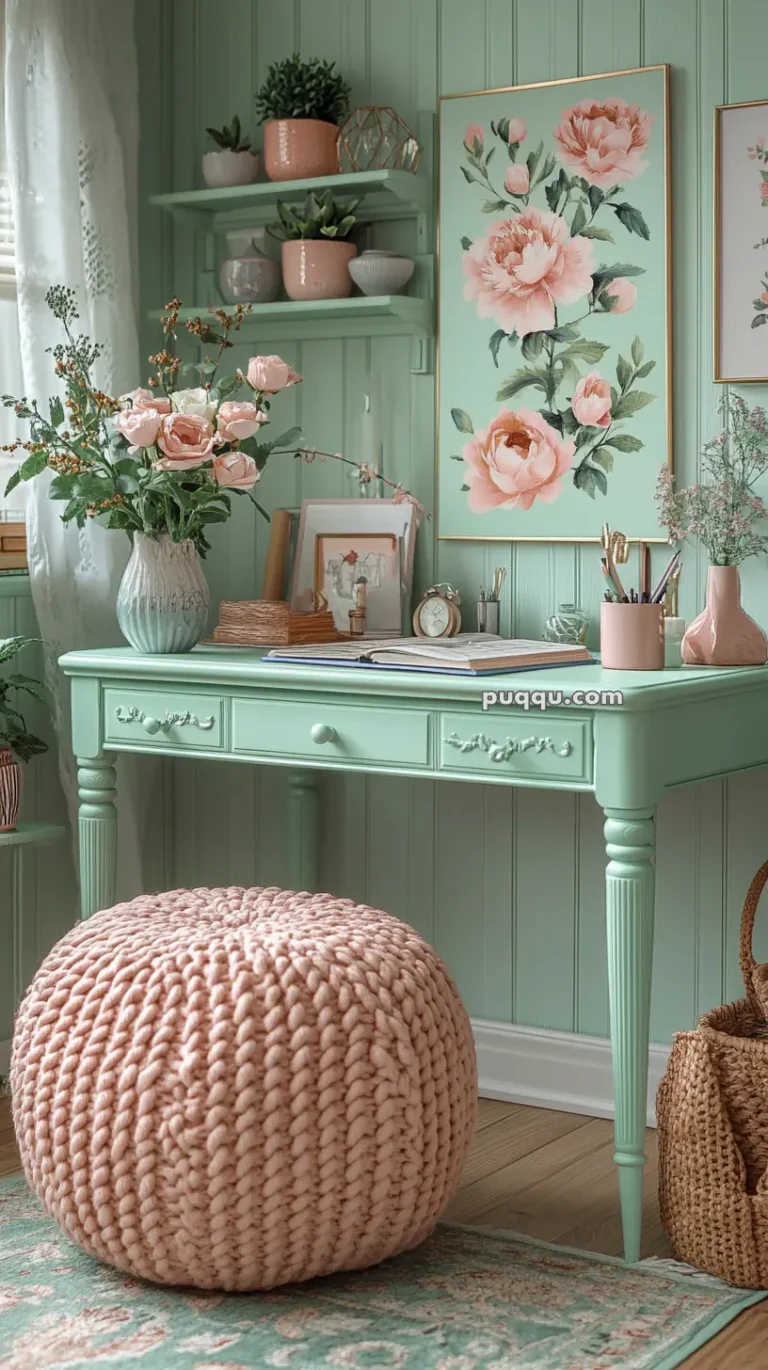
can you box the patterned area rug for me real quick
[0,1177,764,1370]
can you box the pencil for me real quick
[640,542,650,602]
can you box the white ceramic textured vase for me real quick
[116,533,210,654]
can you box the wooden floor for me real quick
[1,1093,766,1366]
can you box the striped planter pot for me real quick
[0,748,20,831]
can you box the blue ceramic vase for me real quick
[116,533,210,654]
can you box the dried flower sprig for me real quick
[656,394,768,566]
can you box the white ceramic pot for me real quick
[219,254,281,304]
[116,533,210,654]
[348,249,415,296]
[202,149,261,189]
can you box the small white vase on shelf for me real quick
[202,149,260,189]
[116,533,210,655]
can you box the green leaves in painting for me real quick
[612,201,650,239]
[451,408,474,433]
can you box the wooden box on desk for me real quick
[210,599,345,647]
[0,522,26,570]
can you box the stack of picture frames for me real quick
[290,498,418,639]
[209,498,418,646]
[437,63,671,544]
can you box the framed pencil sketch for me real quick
[290,499,418,637]
[437,64,671,542]
[314,533,401,635]
[714,100,768,383]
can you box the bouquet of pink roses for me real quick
[3,289,421,557]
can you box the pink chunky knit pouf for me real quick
[11,886,477,1291]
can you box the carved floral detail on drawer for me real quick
[445,731,573,763]
[115,706,216,735]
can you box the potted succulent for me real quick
[268,190,360,300]
[0,635,48,832]
[255,55,350,182]
[203,116,260,189]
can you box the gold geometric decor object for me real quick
[337,106,421,174]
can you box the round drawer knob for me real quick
[311,723,336,745]
[142,716,162,736]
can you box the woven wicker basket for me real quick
[657,859,768,1288]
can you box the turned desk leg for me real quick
[287,769,320,892]
[77,755,118,919]
[604,807,656,1264]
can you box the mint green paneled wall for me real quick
[136,0,768,1045]
[0,582,76,1046]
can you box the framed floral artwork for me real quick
[715,100,768,384]
[437,65,671,541]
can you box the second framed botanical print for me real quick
[437,64,670,541]
[715,100,768,384]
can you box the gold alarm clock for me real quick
[412,583,462,638]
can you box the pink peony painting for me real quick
[439,66,670,537]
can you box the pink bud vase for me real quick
[681,565,768,666]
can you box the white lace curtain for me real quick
[5,0,157,900]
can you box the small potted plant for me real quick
[0,635,48,832]
[268,190,360,300]
[255,55,350,182]
[203,116,260,189]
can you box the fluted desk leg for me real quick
[77,755,118,919]
[604,807,656,1264]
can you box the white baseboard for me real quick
[472,1018,669,1128]
[1,1026,669,1127]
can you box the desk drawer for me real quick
[104,688,224,750]
[439,712,592,784]
[233,698,430,767]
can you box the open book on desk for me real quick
[265,634,593,676]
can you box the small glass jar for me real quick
[664,616,686,668]
[543,602,588,645]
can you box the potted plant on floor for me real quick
[203,116,260,188]
[0,635,48,832]
[255,55,350,182]
[268,190,361,301]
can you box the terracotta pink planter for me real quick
[682,565,768,666]
[0,747,20,832]
[263,119,339,182]
[282,239,356,301]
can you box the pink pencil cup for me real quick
[600,601,664,670]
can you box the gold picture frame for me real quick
[714,99,768,384]
[436,65,672,543]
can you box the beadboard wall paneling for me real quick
[135,0,768,1045]
[0,582,76,1043]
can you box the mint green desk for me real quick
[59,645,768,1262]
